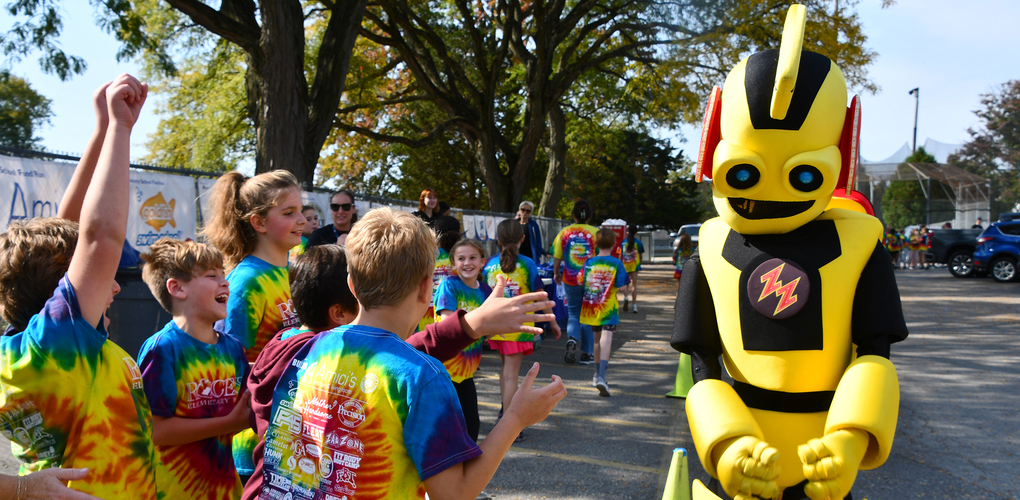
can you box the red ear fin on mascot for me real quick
[829,95,875,215]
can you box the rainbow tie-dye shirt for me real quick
[261,325,481,499]
[223,255,298,362]
[483,254,543,342]
[620,238,644,273]
[223,254,298,476]
[433,276,491,383]
[552,224,598,287]
[0,276,158,498]
[419,248,452,332]
[137,321,250,499]
[580,256,630,326]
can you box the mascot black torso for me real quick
[671,5,908,500]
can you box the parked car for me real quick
[670,223,702,250]
[973,220,1020,282]
[928,228,983,278]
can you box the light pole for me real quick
[909,88,919,152]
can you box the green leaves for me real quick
[0,70,53,148]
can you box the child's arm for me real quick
[423,363,566,499]
[151,391,252,446]
[66,74,147,328]
[57,82,111,222]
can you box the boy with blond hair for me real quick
[0,74,159,497]
[581,228,630,397]
[137,238,252,499]
[260,208,566,499]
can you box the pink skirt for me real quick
[488,340,534,356]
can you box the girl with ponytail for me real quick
[620,224,645,313]
[201,169,305,482]
[483,219,560,441]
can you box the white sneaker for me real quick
[596,378,611,397]
[631,303,638,313]
[592,373,598,387]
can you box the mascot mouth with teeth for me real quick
[671,5,908,500]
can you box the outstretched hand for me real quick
[106,73,147,129]
[20,468,101,499]
[504,363,566,429]
[463,275,556,338]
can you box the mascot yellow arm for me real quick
[687,379,764,476]
[824,355,899,469]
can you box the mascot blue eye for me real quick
[726,164,760,190]
[790,165,823,192]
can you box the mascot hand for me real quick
[798,429,869,500]
[716,436,781,500]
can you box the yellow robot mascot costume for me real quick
[670,5,908,500]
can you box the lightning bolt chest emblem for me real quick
[748,258,810,319]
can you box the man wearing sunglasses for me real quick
[307,189,358,248]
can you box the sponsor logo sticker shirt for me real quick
[552,224,598,286]
[137,321,251,499]
[261,324,481,499]
[0,276,158,498]
[580,256,630,326]
[433,276,492,383]
[483,254,544,342]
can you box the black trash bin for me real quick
[107,268,172,358]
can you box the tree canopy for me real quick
[949,80,1020,219]
[0,71,53,149]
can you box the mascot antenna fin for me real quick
[770,4,807,120]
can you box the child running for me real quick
[484,219,561,440]
[673,233,694,281]
[619,225,644,313]
[259,208,566,499]
[419,215,458,332]
[0,74,159,497]
[581,228,630,397]
[137,239,252,499]
[435,238,492,442]
[203,170,305,482]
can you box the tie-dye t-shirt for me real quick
[580,256,630,326]
[137,321,250,499]
[0,276,158,498]
[223,254,298,475]
[288,236,309,263]
[620,238,644,273]
[223,255,299,362]
[433,276,491,383]
[419,248,452,332]
[260,325,481,499]
[552,224,598,286]
[483,254,544,342]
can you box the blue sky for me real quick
[4,1,1020,165]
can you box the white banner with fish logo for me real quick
[127,170,197,249]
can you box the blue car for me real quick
[973,219,1020,282]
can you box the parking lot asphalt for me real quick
[2,262,1018,499]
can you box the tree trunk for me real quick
[538,102,566,217]
[470,132,509,212]
[252,0,310,183]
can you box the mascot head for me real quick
[695,4,862,235]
